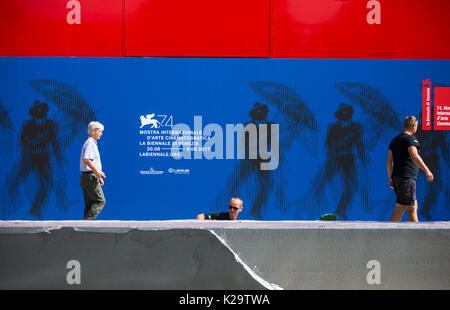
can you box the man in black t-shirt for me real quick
[387,116,433,222]
[196,197,243,221]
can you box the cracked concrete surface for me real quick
[1,221,449,289]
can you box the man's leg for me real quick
[84,183,106,220]
[81,174,92,219]
[82,188,92,219]
[81,173,106,220]
[390,203,408,222]
[407,200,419,222]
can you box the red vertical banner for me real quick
[434,87,450,131]
[422,79,432,130]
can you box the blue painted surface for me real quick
[0,58,449,221]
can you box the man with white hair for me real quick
[80,121,106,220]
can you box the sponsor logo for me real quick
[168,168,190,175]
[139,167,164,175]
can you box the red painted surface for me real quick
[0,0,123,56]
[125,0,270,57]
[271,0,450,59]
[1,0,448,58]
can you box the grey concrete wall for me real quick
[0,221,449,289]
[215,228,450,289]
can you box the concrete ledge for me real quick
[1,221,449,289]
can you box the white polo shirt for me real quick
[80,137,102,172]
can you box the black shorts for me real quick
[392,177,416,206]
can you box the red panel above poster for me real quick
[0,0,123,56]
[1,0,448,58]
[271,0,450,59]
[125,0,270,57]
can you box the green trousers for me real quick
[80,172,106,220]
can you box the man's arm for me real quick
[387,150,394,189]
[196,214,205,220]
[408,146,434,182]
[83,158,106,185]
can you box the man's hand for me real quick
[83,158,106,185]
[95,170,106,185]
[389,178,394,189]
[426,171,434,183]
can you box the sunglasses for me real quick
[228,205,240,211]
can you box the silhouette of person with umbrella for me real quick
[2,100,61,218]
[303,103,371,219]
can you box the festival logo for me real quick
[140,114,160,129]
[139,113,173,129]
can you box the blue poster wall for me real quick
[0,57,449,221]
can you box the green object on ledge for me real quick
[319,214,338,221]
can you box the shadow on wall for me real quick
[0,79,97,219]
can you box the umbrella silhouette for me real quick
[211,82,320,219]
[334,82,401,150]
[249,81,320,157]
[28,79,97,148]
